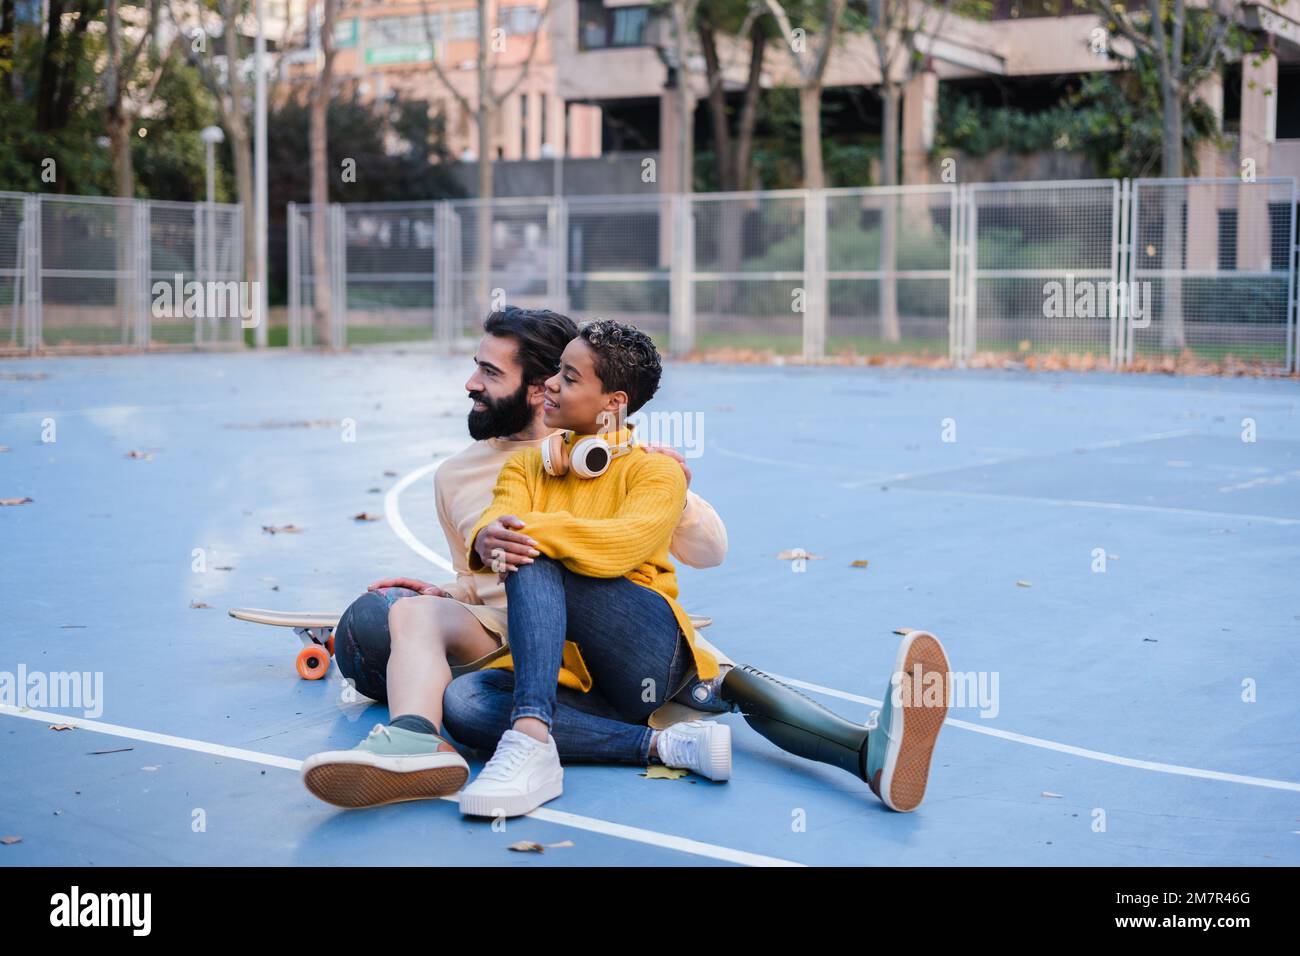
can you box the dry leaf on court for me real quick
[0,445,10,452]
[892,627,916,636]
[508,841,545,853]
[642,765,688,780]
[124,450,154,460]
[776,549,823,561]
[0,836,21,845]
[850,559,869,568]
[383,470,398,477]
[1016,580,1032,588]
[48,724,74,732]
[189,601,212,609]
[262,524,303,535]
[1,497,33,506]
[353,512,382,522]
[1041,791,1063,799]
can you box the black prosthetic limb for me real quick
[721,665,870,782]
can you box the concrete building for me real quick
[286,1,1300,192]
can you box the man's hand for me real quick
[644,443,692,487]
[473,515,540,583]
[367,577,449,597]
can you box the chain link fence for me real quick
[5,180,1293,369]
[0,193,243,354]
[289,178,1297,371]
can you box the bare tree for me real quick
[859,0,958,341]
[191,0,257,293]
[309,0,340,347]
[760,0,847,190]
[1084,0,1249,348]
[418,0,552,321]
[104,0,175,198]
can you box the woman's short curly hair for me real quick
[577,318,662,415]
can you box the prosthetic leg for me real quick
[720,665,871,782]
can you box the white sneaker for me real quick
[458,728,564,818]
[655,719,731,781]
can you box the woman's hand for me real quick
[644,444,692,487]
[367,577,449,597]
[473,515,540,583]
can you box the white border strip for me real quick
[0,704,803,867]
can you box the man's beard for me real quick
[467,382,535,440]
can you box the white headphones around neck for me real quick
[540,427,636,479]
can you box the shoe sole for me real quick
[302,753,469,809]
[692,721,732,781]
[459,774,564,818]
[877,631,949,813]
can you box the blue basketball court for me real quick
[2,351,1297,866]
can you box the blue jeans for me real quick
[442,556,691,765]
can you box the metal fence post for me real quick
[136,200,151,350]
[434,200,452,348]
[25,194,41,353]
[802,189,827,360]
[330,203,346,349]
[287,202,299,348]
[1288,177,1298,374]
[949,184,964,364]
[548,195,570,318]
[668,194,696,356]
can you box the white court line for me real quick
[384,462,1300,797]
[0,704,802,868]
[765,676,1300,795]
[887,486,1300,526]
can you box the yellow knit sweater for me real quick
[466,426,720,693]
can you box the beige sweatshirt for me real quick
[434,433,728,607]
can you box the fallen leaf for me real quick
[508,841,545,853]
[641,765,688,780]
[1041,791,1063,798]
[189,601,212,609]
[0,836,21,845]
[1016,580,1032,588]
[262,524,303,534]
[214,565,235,572]
[849,559,869,568]
[1,497,33,506]
[1143,637,1159,643]
[383,470,398,477]
[892,627,916,636]
[0,445,9,452]
[124,450,154,460]
[352,512,382,522]
[776,549,823,561]
[367,487,382,494]
[48,724,74,732]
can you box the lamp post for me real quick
[253,0,268,347]
[200,125,225,342]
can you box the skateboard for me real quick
[229,606,714,681]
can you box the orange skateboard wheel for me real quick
[326,633,335,657]
[296,646,331,680]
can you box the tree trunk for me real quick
[799,83,824,189]
[309,0,340,348]
[879,79,900,342]
[1157,1,1185,350]
[473,0,495,328]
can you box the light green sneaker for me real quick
[864,631,950,812]
[302,723,469,809]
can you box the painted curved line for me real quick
[386,464,1300,795]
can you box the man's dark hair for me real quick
[577,319,662,415]
[483,306,578,385]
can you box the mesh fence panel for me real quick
[148,201,244,346]
[970,181,1118,360]
[690,192,806,354]
[40,196,139,348]
[565,195,671,350]
[1128,179,1295,367]
[0,193,26,351]
[825,187,955,357]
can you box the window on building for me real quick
[578,1,651,50]
[449,8,479,41]
[499,5,541,36]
